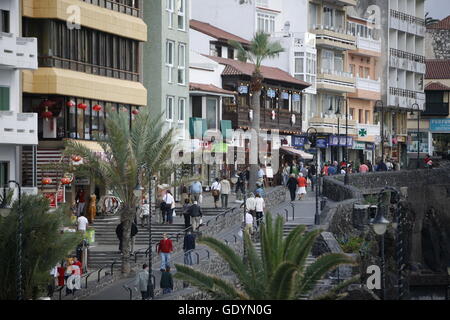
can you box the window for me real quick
[228,47,235,60]
[294,52,304,81]
[167,0,174,28]
[323,7,334,27]
[334,53,343,72]
[178,43,186,85]
[0,87,9,111]
[206,98,218,129]
[257,13,275,34]
[0,162,9,187]
[358,109,363,123]
[323,7,344,30]
[177,0,186,31]
[166,40,175,83]
[365,110,370,124]
[350,64,355,76]
[321,50,333,72]
[178,98,186,122]
[0,10,10,33]
[359,66,364,78]
[309,3,318,29]
[364,67,370,79]
[166,96,174,121]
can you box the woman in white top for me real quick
[245,193,256,216]
[254,194,265,227]
[163,191,175,224]
[211,178,221,208]
[139,200,150,227]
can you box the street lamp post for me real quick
[335,103,342,166]
[344,98,349,185]
[411,103,421,169]
[306,127,319,225]
[376,100,384,161]
[134,166,154,300]
[0,180,23,300]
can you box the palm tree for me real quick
[63,107,175,274]
[229,32,284,191]
[425,12,440,27]
[174,214,357,299]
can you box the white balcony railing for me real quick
[356,36,381,53]
[355,77,381,92]
[388,87,425,110]
[320,68,354,79]
[0,112,38,146]
[389,10,426,37]
[0,32,38,70]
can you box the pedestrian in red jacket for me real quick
[157,233,173,270]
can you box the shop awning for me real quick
[280,146,314,160]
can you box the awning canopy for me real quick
[280,146,314,160]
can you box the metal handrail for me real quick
[83,271,95,289]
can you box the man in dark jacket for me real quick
[160,266,173,294]
[183,229,196,265]
[286,174,298,202]
[188,201,202,231]
[115,221,138,254]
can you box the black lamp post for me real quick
[134,166,154,300]
[0,180,23,300]
[375,100,384,161]
[306,127,319,225]
[335,103,342,164]
[410,103,421,169]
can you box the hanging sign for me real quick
[238,85,248,94]
[267,89,276,98]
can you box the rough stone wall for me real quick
[426,29,450,60]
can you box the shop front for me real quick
[430,119,450,160]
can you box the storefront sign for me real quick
[292,94,301,102]
[238,85,248,94]
[267,89,276,98]
[281,92,289,100]
[396,136,406,143]
[316,137,328,149]
[430,119,450,132]
[292,135,306,147]
[365,143,375,150]
[353,141,366,150]
[329,135,353,147]
[75,178,90,185]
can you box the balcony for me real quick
[309,116,357,135]
[80,0,141,17]
[388,87,425,110]
[0,32,38,69]
[422,103,449,117]
[348,77,381,100]
[323,0,357,6]
[0,111,38,146]
[389,49,426,74]
[354,36,381,56]
[317,69,355,93]
[390,10,426,37]
[310,25,356,51]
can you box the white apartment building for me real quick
[0,0,37,194]
[190,0,317,134]
[356,0,426,166]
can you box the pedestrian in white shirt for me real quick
[244,211,254,235]
[254,194,265,227]
[77,214,89,233]
[211,178,221,208]
[245,193,256,217]
[220,177,231,208]
[163,191,175,224]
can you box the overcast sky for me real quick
[425,0,450,20]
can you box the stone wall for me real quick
[426,28,450,60]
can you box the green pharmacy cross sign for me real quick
[358,128,368,138]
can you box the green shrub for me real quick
[338,237,365,254]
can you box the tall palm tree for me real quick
[425,12,440,26]
[229,32,284,191]
[174,214,357,299]
[63,107,175,274]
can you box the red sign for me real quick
[43,192,56,208]
[43,188,65,208]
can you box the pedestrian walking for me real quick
[359,162,369,173]
[254,193,265,227]
[211,178,221,208]
[244,211,254,235]
[75,188,86,217]
[235,170,246,201]
[282,162,290,186]
[297,173,307,200]
[160,266,173,295]
[139,200,150,228]
[188,201,202,232]
[77,213,89,235]
[245,193,256,217]
[115,221,138,254]
[163,190,175,224]
[308,164,316,191]
[190,180,202,202]
[182,198,191,229]
[220,177,231,208]
[183,229,196,265]
[135,264,150,300]
[286,174,297,202]
[157,233,173,270]
[255,183,265,198]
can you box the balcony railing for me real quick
[355,77,381,92]
[310,25,356,47]
[39,56,140,82]
[356,36,381,53]
[320,68,354,79]
[0,32,37,70]
[389,87,425,110]
[390,9,426,36]
[422,103,449,116]
[0,112,38,146]
[81,0,141,17]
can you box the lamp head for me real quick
[370,212,390,235]
[134,183,144,198]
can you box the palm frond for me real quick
[268,262,298,300]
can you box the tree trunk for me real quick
[248,73,263,192]
[120,206,134,274]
